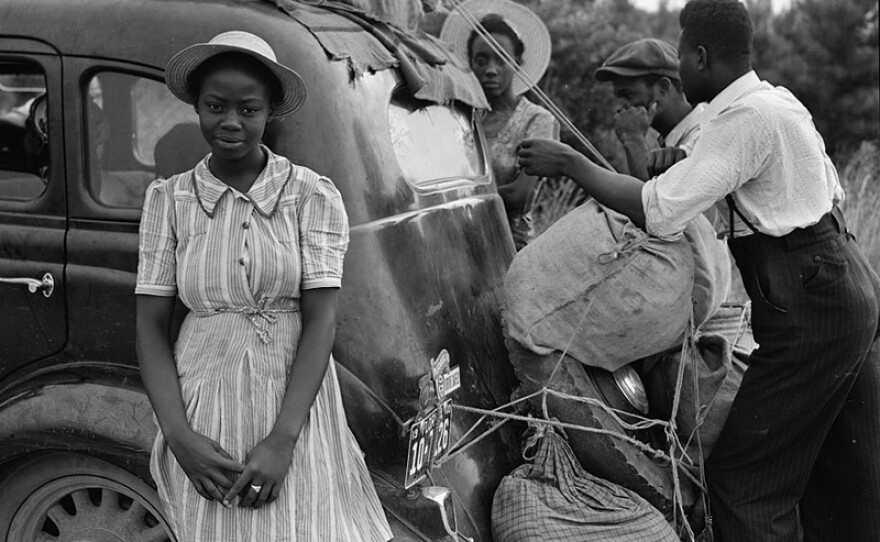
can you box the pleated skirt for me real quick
[151,312,393,542]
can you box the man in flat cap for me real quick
[596,38,703,180]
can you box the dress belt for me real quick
[192,298,299,344]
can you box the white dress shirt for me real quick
[642,71,843,240]
[664,102,706,156]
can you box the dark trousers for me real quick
[707,209,880,542]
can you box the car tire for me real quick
[0,452,176,542]
[507,337,696,519]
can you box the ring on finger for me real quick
[251,484,262,492]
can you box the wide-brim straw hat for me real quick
[440,0,552,96]
[165,31,307,117]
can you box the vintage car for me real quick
[0,1,521,540]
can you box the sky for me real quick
[630,0,793,12]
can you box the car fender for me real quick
[0,362,155,478]
[0,362,465,540]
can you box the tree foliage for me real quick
[751,0,879,156]
[449,0,879,164]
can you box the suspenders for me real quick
[725,194,761,239]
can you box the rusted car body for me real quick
[0,1,518,540]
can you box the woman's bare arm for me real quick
[137,295,243,504]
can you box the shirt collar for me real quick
[701,70,761,122]
[192,146,293,218]
[664,102,706,148]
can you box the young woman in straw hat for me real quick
[135,30,392,541]
[441,0,559,250]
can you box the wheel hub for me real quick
[10,475,173,542]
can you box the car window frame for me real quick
[0,42,65,216]
[386,84,491,195]
[64,57,167,222]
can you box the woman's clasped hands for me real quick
[169,428,297,509]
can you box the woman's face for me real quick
[195,64,275,162]
[470,33,519,100]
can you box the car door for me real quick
[62,57,203,364]
[0,40,66,367]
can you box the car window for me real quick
[388,92,486,191]
[85,72,203,209]
[0,62,48,201]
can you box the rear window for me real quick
[388,93,486,191]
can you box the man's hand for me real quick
[614,102,656,143]
[516,139,577,178]
[647,147,687,177]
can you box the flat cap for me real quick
[595,38,680,82]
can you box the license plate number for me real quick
[405,399,452,488]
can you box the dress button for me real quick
[243,222,250,229]
[239,257,246,265]
[814,256,821,262]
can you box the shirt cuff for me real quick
[134,284,177,296]
[301,277,342,290]
[640,179,684,241]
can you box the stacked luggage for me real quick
[496,199,749,536]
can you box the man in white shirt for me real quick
[595,38,706,180]
[516,1,880,540]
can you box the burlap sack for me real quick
[504,200,694,372]
[504,199,729,372]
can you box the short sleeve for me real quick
[298,174,350,290]
[524,106,560,141]
[136,178,178,296]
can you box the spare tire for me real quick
[507,338,696,520]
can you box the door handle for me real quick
[0,272,55,298]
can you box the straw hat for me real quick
[165,31,307,117]
[440,0,552,96]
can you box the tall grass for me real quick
[532,141,880,273]
[838,141,880,271]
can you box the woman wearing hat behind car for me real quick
[135,31,392,541]
[442,0,559,250]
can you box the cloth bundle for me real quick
[492,427,679,542]
[502,199,736,520]
[643,333,746,466]
[504,199,729,373]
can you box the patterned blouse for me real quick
[481,97,559,248]
[136,147,348,302]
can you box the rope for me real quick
[423,265,754,540]
[448,0,616,171]
[667,314,697,540]
[443,401,706,491]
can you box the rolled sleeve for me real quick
[642,104,769,239]
[136,179,178,296]
[298,176,350,290]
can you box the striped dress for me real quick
[136,148,392,542]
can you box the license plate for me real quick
[405,399,453,488]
